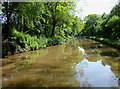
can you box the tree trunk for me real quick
[51,21,56,37]
[22,15,24,32]
[24,17,25,31]
[51,2,58,37]
[6,2,16,38]
[6,2,10,39]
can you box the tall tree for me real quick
[2,2,19,38]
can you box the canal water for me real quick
[1,38,120,87]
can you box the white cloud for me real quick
[75,0,118,19]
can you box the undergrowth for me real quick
[2,29,69,58]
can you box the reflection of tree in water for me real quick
[68,38,119,87]
[58,40,93,87]
[66,40,93,87]
[3,38,119,87]
[80,39,120,78]
[14,49,48,71]
[60,39,86,63]
[101,58,119,78]
[71,59,93,87]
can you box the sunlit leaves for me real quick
[82,14,102,36]
[110,5,120,17]
[106,15,120,27]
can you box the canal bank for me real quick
[85,36,120,50]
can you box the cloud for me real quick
[75,0,118,19]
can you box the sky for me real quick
[75,0,118,19]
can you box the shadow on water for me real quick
[80,42,109,50]
[100,52,120,57]
[90,45,109,49]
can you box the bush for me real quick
[12,29,47,52]
[2,28,72,57]
[46,36,64,46]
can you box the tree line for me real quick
[81,4,120,41]
[2,2,84,57]
[2,2,120,58]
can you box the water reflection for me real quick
[100,52,120,57]
[3,78,7,81]
[78,46,86,55]
[1,38,120,87]
[73,59,118,87]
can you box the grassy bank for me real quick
[2,29,75,58]
[86,36,120,50]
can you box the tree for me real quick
[81,14,102,36]
[2,2,19,38]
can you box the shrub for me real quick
[12,29,47,52]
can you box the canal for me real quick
[1,38,120,87]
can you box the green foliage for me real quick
[81,4,120,41]
[110,5,120,17]
[88,36,120,49]
[2,2,84,57]
[47,36,64,46]
[105,15,120,39]
[81,14,102,36]
[12,29,47,51]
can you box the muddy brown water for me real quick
[1,38,120,87]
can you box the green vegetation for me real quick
[2,2,84,57]
[2,2,120,58]
[80,4,120,48]
[87,36,120,49]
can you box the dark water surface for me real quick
[1,38,120,87]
